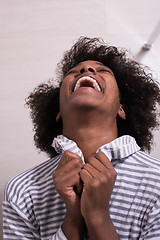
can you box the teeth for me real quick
[74,76,101,92]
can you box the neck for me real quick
[62,111,118,160]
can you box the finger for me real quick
[74,178,83,196]
[54,168,82,195]
[53,158,82,178]
[82,163,100,178]
[80,168,93,185]
[54,162,82,186]
[94,151,115,170]
[57,150,82,170]
[86,156,106,173]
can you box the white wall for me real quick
[1,0,160,238]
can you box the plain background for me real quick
[0,0,160,238]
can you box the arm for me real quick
[80,151,119,240]
[53,150,85,240]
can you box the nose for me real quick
[79,65,95,74]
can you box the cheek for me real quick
[60,80,68,98]
[107,83,121,110]
[113,87,120,106]
[59,85,65,111]
[59,82,70,118]
[60,76,72,95]
[108,81,120,98]
[59,88,66,108]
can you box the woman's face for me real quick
[59,60,121,120]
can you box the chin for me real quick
[72,101,100,111]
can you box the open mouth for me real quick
[73,76,102,92]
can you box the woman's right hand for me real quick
[53,150,85,239]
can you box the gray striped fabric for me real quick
[3,135,160,239]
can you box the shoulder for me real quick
[4,155,61,203]
[116,150,160,184]
[125,150,160,188]
[133,150,160,170]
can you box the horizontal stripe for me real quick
[3,135,160,239]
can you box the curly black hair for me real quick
[26,37,160,158]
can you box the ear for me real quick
[117,104,126,120]
[56,112,61,122]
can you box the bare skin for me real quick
[53,60,126,239]
[53,151,85,239]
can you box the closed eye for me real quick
[66,70,78,76]
[98,68,112,74]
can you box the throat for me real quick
[62,111,118,159]
[63,124,118,160]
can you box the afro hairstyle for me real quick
[26,37,160,158]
